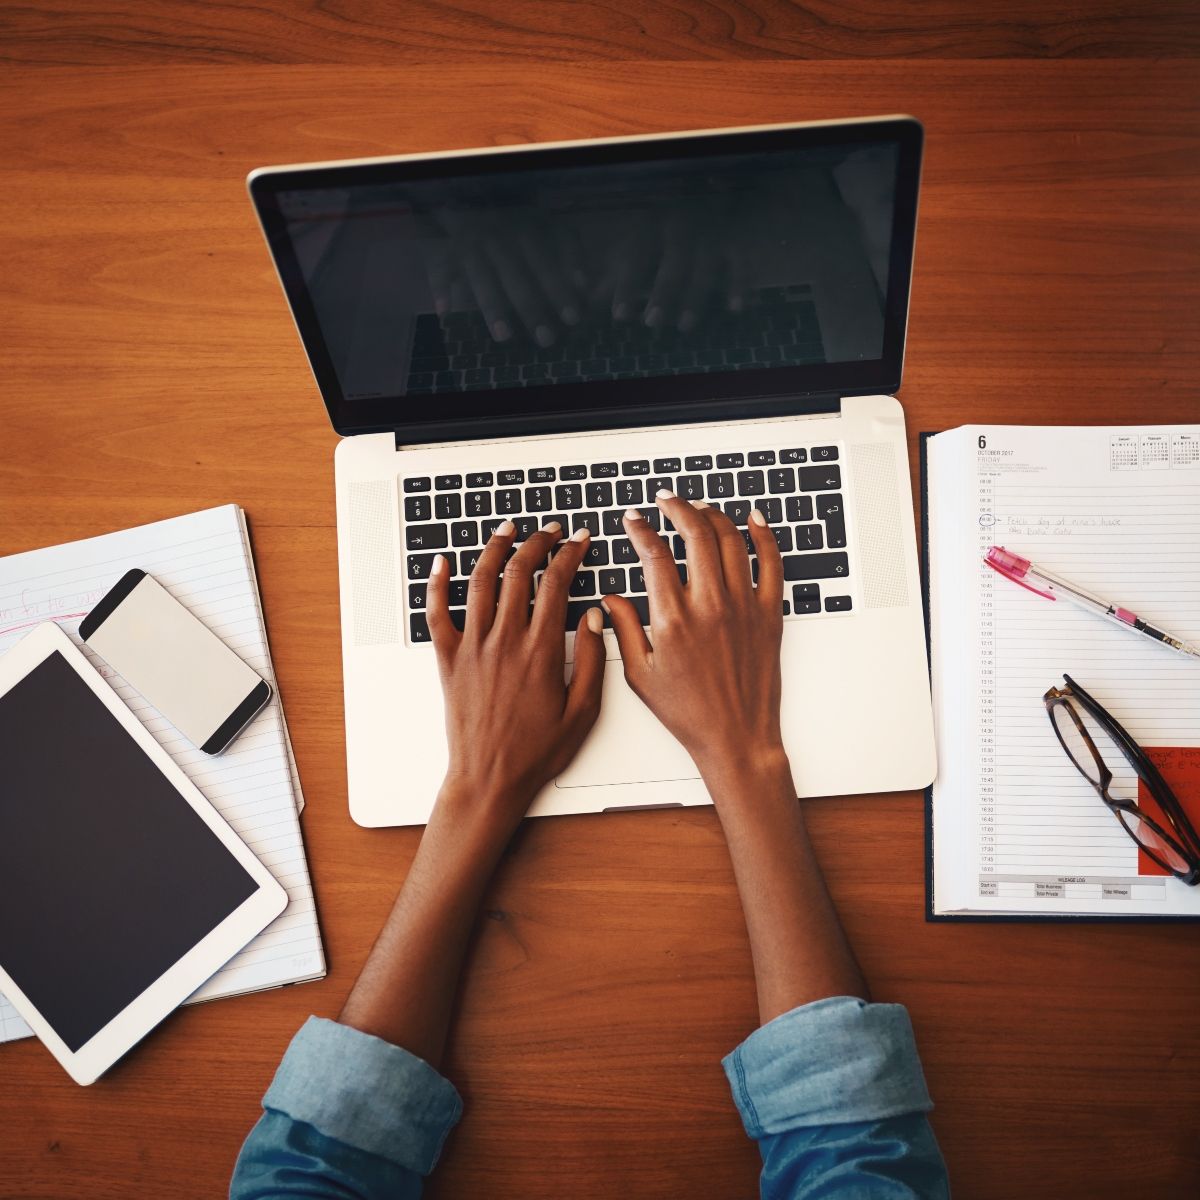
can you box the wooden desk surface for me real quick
[2,7,1199,1196]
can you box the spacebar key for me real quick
[782,552,850,581]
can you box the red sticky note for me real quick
[1137,747,1200,876]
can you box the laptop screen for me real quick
[250,119,922,440]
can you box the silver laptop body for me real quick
[249,116,936,826]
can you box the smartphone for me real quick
[79,569,272,755]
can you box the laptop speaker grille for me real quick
[348,480,400,646]
[848,441,909,609]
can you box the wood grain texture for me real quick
[0,47,1198,1200]
[2,1,1200,64]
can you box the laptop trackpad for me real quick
[556,660,700,788]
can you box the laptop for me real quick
[248,115,936,827]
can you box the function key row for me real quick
[406,480,844,526]
[402,447,839,494]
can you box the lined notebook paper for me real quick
[0,506,325,1044]
[927,424,1200,918]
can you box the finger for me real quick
[701,505,753,597]
[563,606,606,731]
[622,505,684,617]
[748,507,784,607]
[643,215,689,328]
[676,240,717,333]
[519,228,582,328]
[725,244,748,313]
[459,237,516,343]
[556,224,589,295]
[495,522,563,630]
[423,240,457,318]
[530,526,591,639]
[610,228,651,321]
[426,553,460,662]
[601,594,653,674]
[653,489,724,598]
[465,519,516,638]
[485,234,558,346]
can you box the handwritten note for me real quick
[929,423,1200,917]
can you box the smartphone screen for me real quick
[80,570,271,754]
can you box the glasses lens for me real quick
[1050,703,1103,783]
[1116,810,1192,874]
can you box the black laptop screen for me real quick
[250,119,922,439]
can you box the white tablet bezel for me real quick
[0,621,289,1084]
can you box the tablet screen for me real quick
[0,651,258,1052]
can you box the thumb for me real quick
[600,594,652,680]
[563,605,606,730]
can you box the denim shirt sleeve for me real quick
[230,1017,463,1200]
[722,996,950,1199]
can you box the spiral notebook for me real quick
[924,424,1200,920]
[0,506,326,1044]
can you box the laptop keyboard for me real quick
[404,285,825,394]
[401,443,850,643]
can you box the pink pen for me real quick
[984,546,1200,660]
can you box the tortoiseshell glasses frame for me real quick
[1043,674,1200,886]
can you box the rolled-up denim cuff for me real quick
[722,996,933,1138]
[262,1016,463,1175]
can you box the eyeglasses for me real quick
[1043,675,1200,886]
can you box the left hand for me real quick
[426,520,607,829]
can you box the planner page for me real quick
[929,424,1200,917]
[0,506,325,1045]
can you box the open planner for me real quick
[925,424,1200,919]
[0,506,325,1044]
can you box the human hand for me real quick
[422,211,587,346]
[591,206,748,331]
[426,520,606,829]
[601,493,788,792]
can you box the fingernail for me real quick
[585,607,604,634]
[750,509,767,527]
[491,319,512,342]
[612,301,630,321]
[561,304,580,326]
[678,310,696,332]
[542,520,561,534]
[644,305,663,328]
[431,554,447,576]
[655,488,675,501]
[624,507,644,522]
[570,526,590,542]
[535,324,555,347]
[690,499,708,509]
[496,519,515,536]
[600,598,611,613]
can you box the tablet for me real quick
[0,622,288,1084]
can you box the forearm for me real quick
[702,751,867,1025]
[339,783,520,1069]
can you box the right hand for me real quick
[602,492,789,789]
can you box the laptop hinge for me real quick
[390,392,842,451]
